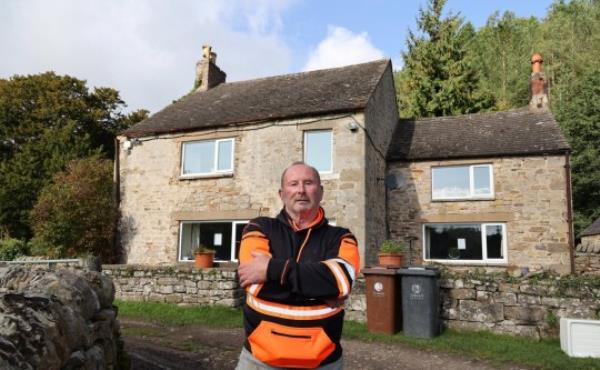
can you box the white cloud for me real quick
[0,0,294,113]
[303,26,384,71]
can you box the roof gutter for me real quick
[121,107,366,139]
[387,149,571,162]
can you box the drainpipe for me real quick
[113,137,121,263]
[564,152,575,274]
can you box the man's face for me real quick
[279,164,323,216]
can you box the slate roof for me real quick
[581,217,600,237]
[387,108,570,161]
[123,59,391,138]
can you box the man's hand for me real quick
[238,251,270,288]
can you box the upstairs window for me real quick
[432,164,493,200]
[181,138,234,176]
[304,130,332,173]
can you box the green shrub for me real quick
[379,239,406,254]
[30,156,118,263]
[0,238,29,261]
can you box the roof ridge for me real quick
[207,58,391,89]
[408,106,547,123]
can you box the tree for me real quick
[554,70,600,234]
[0,72,147,239]
[470,12,541,110]
[397,0,493,118]
[30,156,118,262]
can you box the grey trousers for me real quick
[235,347,344,370]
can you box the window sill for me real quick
[431,197,495,202]
[425,259,507,266]
[179,172,234,181]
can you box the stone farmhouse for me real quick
[117,47,573,274]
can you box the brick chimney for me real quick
[195,45,226,92]
[529,53,549,112]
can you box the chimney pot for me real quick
[529,53,549,112]
[531,53,543,73]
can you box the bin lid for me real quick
[362,266,400,275]
[397,266,440,277]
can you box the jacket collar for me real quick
[277,207,327,231]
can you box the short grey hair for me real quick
[280,161,321,188]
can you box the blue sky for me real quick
[0,0,555,113]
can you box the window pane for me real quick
[196,222,232,261]
[180,223,201,260]
[425,224,483,260]
[183,141,214,174]
[432,167,470,198]
[234,223,246,260]
[473,166,491,195]
[305,131,332,172]
[486,225,503,259]
[217,140,233,171]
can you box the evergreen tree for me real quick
[470,12,541,110]
[554,70,600,234]
[397,0,493,118]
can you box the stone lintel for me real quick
[172,209,260,221]
[420,212,513,223]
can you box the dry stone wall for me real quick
[103,264,243,307]
[105,264,600,339]
[0,266,120,370]
[439,272,600,339]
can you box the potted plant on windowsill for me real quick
[193,244,215,268]
[378,239,406,268]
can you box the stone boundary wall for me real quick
[0,266,120,369]
[103,265,600,339]
[103,264,242,307]
[439,274,600,338]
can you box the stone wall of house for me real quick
[0,266,120,369]
[387,155,571,274]
[575,234,600,274]
[118,113,369,265]
[363,63,400,266]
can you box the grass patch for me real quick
[116,301,600,369]
[343,321,600,370]
[115,300,243,328]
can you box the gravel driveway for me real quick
[121,318,529,370]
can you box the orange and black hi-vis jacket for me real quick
[239,207,360,369]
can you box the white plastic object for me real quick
[560,318,600,358]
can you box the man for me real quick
[236,162,360,369]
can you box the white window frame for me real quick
[303,130,333,174]
[178,220,248,262]
[422,222,507,265]
[431,164,494,200]
[180,138,235,177]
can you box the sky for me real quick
[0,0,555,114]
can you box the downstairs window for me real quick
[423,223,506,263]
[179,221,247,262]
